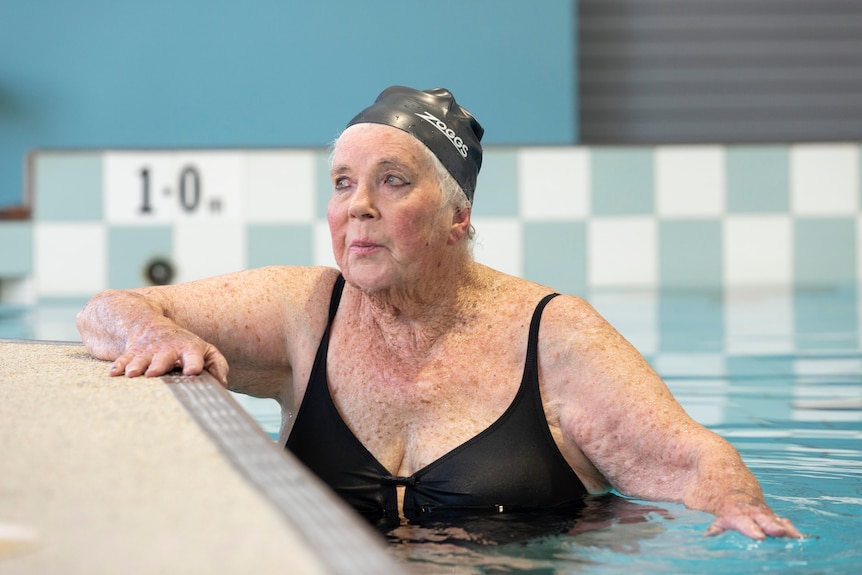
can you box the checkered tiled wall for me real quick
[1,143,860,303]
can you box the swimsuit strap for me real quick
[327,274,346,325]
[526,293,560,364]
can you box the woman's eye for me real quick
[384,175,408,186]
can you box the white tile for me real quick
[518,147,589,220]
[471,218,522,278]
[724,286,794,354]
[790,409,862,423]
[655,146,725,217]
[723,215,792,286]
[34,223,106,298]
[244,150,315,223]
[793,358,862,377]
[31,304,83,342]
[653,352,729,425]
[858,214,862,285]
[678,402,728,426]
[790,143,859,215]
[173,221,245,283]
[859,283,862,348]
[588,217,657,287]
[104,151,244,224]
[103,151,174,225]
[653,352,726,377]
[588,290,658,356]
[0,277,34,306]
[313,220,337,268]
[171,151,245,221]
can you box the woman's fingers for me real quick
[706,506,803,540]
[108,354,132,376]
[120,354,153,378]
[706,515,764,540]
[107,341,228,385]
[199,347,230,386]
[145,350,185,377]
[757,513,802,539]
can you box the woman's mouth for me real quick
[349,240,382,256]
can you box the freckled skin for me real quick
[76,124,801,541]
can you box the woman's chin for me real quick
[342,265,394,293]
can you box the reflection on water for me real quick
[383,495,678,574]
[384,495,672,546]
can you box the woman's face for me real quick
[327,123,458,293]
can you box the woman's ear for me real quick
[449,205,472,244]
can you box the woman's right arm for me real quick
[76,265,337,398]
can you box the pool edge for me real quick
[163,372,408,575]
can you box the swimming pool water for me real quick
[3,287,860,574]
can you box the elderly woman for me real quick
[77,86,800,540]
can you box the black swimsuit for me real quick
[286,275,588,522]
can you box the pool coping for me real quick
[2,338,408,575]
[163,371,407,575]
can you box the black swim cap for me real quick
[346,86,484,202]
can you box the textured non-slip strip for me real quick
[164,373,408,575]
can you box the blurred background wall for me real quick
[0,0,575,209]
[2,0,862,302]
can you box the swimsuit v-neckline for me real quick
[286,275,587,520]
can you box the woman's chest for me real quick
[323,329,528,474]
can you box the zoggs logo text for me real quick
[415,111,469,159]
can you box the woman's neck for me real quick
[352,261,488,358]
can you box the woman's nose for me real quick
[348,182,377,219]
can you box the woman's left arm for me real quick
[543,296,802,540]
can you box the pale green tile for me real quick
[0,222,32,275]
[34,152,103,221]
[315,149,332,219]
[726,355,794,379]
[248,224,312,267]
[659,220,722,289]
[591,148,654,215]
[794,287,858,350]
[523,221,586,294]
[107,226,173,289]
[726,146,789,213]
[794,218,856,287]
[475,148,518,216]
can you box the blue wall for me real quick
[0,0,576,208]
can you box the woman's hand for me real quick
[77,267,335,396]
[107,320,230,385]
[706,497,802,540]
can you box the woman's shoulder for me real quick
[476,268,611,343]
[236,265,339,304]
[256,265,343,318]
[480,267,593,312]
[247,264,340,288]
[208,265,343,338]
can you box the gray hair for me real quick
[416,144,476,242]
